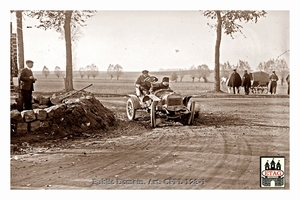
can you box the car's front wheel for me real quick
[187,100,195,125]
[126,98,136,120]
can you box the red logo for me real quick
[262,170,284,177]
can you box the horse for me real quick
[221,77,243,94]
[220,77,231,93]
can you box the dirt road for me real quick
[10,97,289,189]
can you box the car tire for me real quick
[150,101,157,128]
[187,100,195,125]
[126,98,136,120]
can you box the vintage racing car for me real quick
[126,77,197,127]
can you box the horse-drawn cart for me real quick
[250,71,269,94]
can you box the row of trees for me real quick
[13,10,272,92]
[42,64,125,79]
[107,64,123,80]
[170,64,211,82]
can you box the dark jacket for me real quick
[269,73,278,82]
[19,68,35,91]
[228,72,242,87]
[242,73,251,87]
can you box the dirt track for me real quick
[10,97,289,189]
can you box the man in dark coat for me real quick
[228,69,242,94]
[269,70,279,94]
[150,77,171,93]
[19,60,37,110]
[242,70,251,95]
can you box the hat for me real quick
[26,60,34,64]
[142,70,149,74]
[162,77,169,82]
[233,69,236,71]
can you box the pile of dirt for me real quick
[44,92,116,135]
[11,91,116,138]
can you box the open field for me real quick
[12,71,289,96]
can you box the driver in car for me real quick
[135,70,152,96]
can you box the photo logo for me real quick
[260,156,285,187]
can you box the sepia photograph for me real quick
[4,0,299,198]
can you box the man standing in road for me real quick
[228,69,242,94]
[269,70,279,94]
[19,60,37,110]
[242,70,251,95]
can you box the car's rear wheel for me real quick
[150,101,157,128]
[126,98,136,120]
[187,100,195,125]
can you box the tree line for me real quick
[13,10,289,92]
[42,63,124,79]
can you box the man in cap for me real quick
[228,69,242,94]
[150,77,171,93]
[19,60,37,110]
[269,70,278,94]
[135,70,151,96]
[241,70,252,95]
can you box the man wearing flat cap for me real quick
[135,70,151,96]
[269,70,278,94]
[150,77,172,93]
[19,60,37,110]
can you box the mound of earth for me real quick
[47,93,116,135]
[11,91,116,138]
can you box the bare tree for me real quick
[189,65,197,82]
[78,67,85,79]
[54,66,63,78]
[170,72,178,82]
[197,64,210,83]
[114,64,123,80]
[42,66,50,78]
[107,64,114,79]
[178,69,186,81]
[90,63,99,79]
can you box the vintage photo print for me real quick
[4,0,298,199]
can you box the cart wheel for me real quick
[187,100,195,125]
[126,98,136,120]
[150,101,157,128]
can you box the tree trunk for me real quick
[64,11,74,92]
[16,11,24,70]
[214,11,222,92]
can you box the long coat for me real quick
[228,72,242,87]
[242,73,251,87]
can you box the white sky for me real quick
[10,10,289,72]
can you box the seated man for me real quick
[150,77,171,93]
[135,70,151,96]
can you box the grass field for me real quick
[12,71,289,96]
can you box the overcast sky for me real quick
[10,10,289,72]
